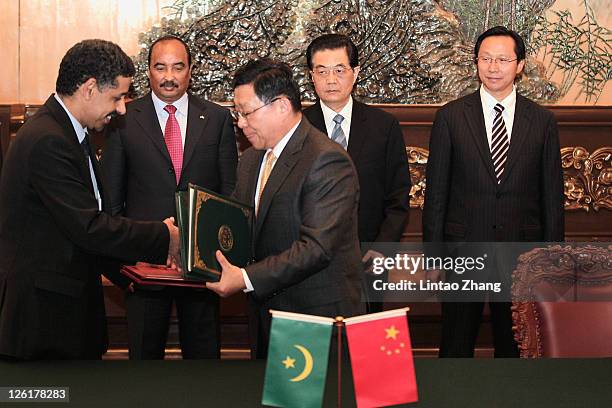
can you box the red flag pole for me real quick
[335,316,344,408]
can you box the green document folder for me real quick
[175,184,253,282]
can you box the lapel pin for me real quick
[199,115,205,120]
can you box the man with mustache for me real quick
[0,39,180,360]
[102,36,237,359]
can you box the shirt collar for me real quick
[54,93,87,143]
[151,91,189,116]
[480,85,516,115]
[320,96,353,124]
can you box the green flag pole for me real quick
[335,316,344,408]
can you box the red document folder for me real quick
[120,263,208,288]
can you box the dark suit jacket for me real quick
[0,95,169,359]
[102,92,237,221]
[234,118,363,321]
[423,90,564,243]
[304,100,411,242]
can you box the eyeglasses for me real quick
[476,56,518,66]
[311,65,353,78]
[230,97,280,121]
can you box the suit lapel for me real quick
[307,101,326,134]
[133,94,172,165]
[254,120,306,238]
[45,96,95,193]
[347,100,367,160]
[464,92,497,183]
[181,94,210,181]
[499,94,530,184]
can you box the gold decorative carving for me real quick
[193,192,208,271]
[406,146,428,209]
[561,146,612,212]
[405,145,612,212]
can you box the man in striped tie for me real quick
[423,26,564,357]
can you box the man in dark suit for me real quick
[303,34,411,313]
[423,26,565,357]
[206,59,364,357]
[0,39,179,360]
[102,36,237,359]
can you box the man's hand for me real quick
[206,250,246,298]
[163,217,181,271]
[362,249,385,275]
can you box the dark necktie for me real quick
[81,134,101,209]
[491,103,509,183]
[81,134,92,160]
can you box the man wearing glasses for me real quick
[423,26,564,357]
[206,59,364,358]
[303,34,412,314]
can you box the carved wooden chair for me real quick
[511,244,612,358]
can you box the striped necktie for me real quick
[331,114,348,150]
[491,103,509,183]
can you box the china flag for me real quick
[344,308,418,407]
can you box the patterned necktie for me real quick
[257,151,277,214]
[164,104,183,184]
[491,103,509,183]
[331,114,348,150]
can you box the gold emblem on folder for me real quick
[218,225,234,252]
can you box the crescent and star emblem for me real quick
[282,344,313,382]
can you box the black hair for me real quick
[306,33,359,69]
[474,26,526,62]
[147,35,192,67]
[56,39,135,96]
[233,58,302,112]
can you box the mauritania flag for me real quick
[262,310,335,408]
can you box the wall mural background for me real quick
[0,0,609,104]
[130,0,610,104]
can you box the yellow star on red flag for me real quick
[385,325,400,340]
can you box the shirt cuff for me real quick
[241,268,254,293]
